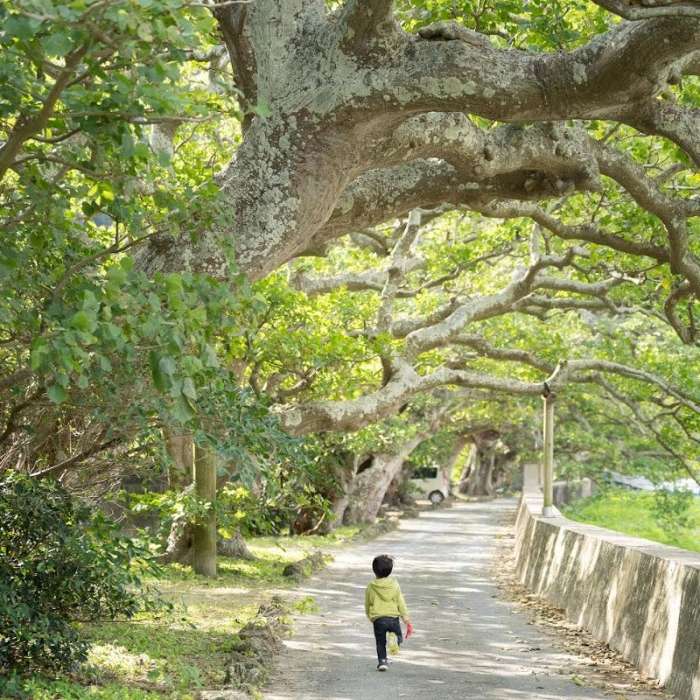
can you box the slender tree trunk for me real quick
[157,429,195,564]
[458,444,479,495]
[193,443,217,577]
[478,451,496,497]
[491,450,515,493]
[162,428,194,490]
[326,493,351,531]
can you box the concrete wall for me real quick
[552,476,595,507]
[515,464,700,700]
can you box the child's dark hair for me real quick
[372,554,393,578]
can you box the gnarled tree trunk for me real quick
[218,528,255,560]
[344,453,405,524]
[384,464,413,509]
[324,453,358,531]
[440,434,471,491]
[159,519,255,564]
[459,430,500,497]
[343,434,426,524]
[158,496,194,565]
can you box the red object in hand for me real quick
[405,622,414,640]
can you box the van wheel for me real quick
[428,490,444,505]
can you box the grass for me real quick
[6,526,363,700]
[563,488,700,554]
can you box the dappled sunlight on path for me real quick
[264,500,632,699]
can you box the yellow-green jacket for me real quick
[364,576,408,621]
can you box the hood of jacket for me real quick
[367,577,400,601]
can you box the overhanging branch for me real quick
[590,0,700,19]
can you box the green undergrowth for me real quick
[3,526,364,700]
[563,489,700,554]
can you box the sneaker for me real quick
[377,662,388,672]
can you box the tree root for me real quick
[282,550,329,582]
[224,597,290,693]
[158,519,255,566]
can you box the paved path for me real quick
[264,499,655,700]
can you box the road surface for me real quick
[264,500,657,700]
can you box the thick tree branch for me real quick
[592,141,700,296]
[403,246,587,358]
[374,116,601,194]
[664,282,698,344]
[613,99,700,167]
[474,200,671,263]
[376,209,422,332]
[372,17,700,122]
[0,46,87,181]
[335,0,397,48]
[141,8,700,282]
[451,335,553,373]
[590,0,700,20]
[277,352,697,435]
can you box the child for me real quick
[364,554,413,672]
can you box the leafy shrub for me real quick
[0,471,162,674]
[652,488,695,533]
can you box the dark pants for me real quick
[372,616,403,663]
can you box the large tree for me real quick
[136,0,700,303]
[3,1,699,462]
[2,0,700,561]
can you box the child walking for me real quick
[364,554,413,672]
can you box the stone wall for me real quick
[514,464,700,700]
[552,476,595,507]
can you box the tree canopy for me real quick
[1,0,699,534]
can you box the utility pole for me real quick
[542,384,555,517]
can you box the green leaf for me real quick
[70,310,96,333]
[30,341,50,371]
[47,384,67,404]
[41,32,74,57]
[182,377,197,401]
[6,15,41,40]
[159,356,176,376]
[149,351,167,392]
[203,344,219,368]
[171,395,195,423]
[137,23,153,42]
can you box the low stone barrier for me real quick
[552,476,595,506]
[514,464,700,700]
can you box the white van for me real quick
[410,464,451,504]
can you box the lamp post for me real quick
[542,385,555,517]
